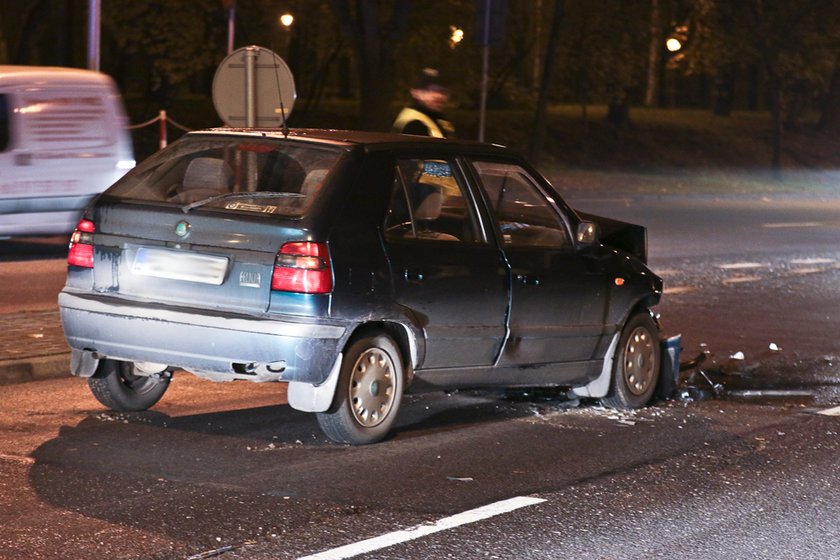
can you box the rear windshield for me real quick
[105,136,343,217]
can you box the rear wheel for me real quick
[316,333,404,445]
[87,359,171,412]
[601,313,660,410]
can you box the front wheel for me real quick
[601,312,660,410]
[87,359,171,412]
[316,333,404,445]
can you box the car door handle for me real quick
[515,273,540,286]
[404,268,424,282]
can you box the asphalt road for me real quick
[1,189,839,559]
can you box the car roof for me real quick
[188,127,513,156]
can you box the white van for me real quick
[0,66,135,237]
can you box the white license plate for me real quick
[133,248,229,285]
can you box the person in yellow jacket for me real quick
[392,68,456,138]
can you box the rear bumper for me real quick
[58,290,347,384]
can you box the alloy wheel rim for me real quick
[349,348,396,428]
[623,326,656,395]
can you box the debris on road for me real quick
[186,544,236,560]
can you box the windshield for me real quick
[104,136,343,217]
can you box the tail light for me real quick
[67,219,95,268]
[271,242,333,294]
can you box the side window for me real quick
[384,158,481,244]
[0,94,9,152]
[471,160,571,250]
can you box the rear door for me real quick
[468,159,611,371]
[383,156,509,369]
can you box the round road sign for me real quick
[212,45,296,128]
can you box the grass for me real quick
[124,97,840,196]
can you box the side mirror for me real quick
[576,221,600,246]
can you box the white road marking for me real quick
[663,286,694,295]
[717,262,767,270]
[763,222,823,228]
[817,405,840,416]
[790,258,835,265]
[723,275,762,284]
[790,267,826,275]
[654,268,682,276]
[0,454,35,465]
[297,496,546,560]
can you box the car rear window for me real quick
[105,136,343,217]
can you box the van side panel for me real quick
[0,66,134,237]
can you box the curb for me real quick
[0,353,71,386]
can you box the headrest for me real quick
[183,157,233,190]
[414,185,443,221]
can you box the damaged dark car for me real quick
[59,129,663,444]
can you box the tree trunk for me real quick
[13,1,50,64]
[712,68,735,116]
[768,77,784,175]
[528,0,564,160]
[819,54,840,134]
[607,98,631,127]
[329,0,411,131]
[644,0,662,107]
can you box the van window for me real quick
[0,94,9,152]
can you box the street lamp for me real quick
[278,12,294,59]
[449,26,464,49]
[665,37,682,52]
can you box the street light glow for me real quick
[280,13,294,28]
[449,26,464,48]
[666,37,682,52]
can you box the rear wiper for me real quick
[181,192,305,213]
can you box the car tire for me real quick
[87,359,171,412]
[601,312,660,410]
[316,333,404,445]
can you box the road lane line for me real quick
[297,496,546,560]
[763,222,823,228]
[790,267,826,275]
[817,405,840,416]
[663,286,694,295]
[717,262,767,270]
[0,454,35,465]
[790,258,835,265]
[723,275,762,284]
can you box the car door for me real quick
[383,156,509,369]
[469,159,611,371]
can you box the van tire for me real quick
[88,359,171,412]
[316,333,404,445]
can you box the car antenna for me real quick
[279,99,289,138]
[271,45,290,138]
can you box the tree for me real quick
[681,0,839,169]
[529,0,563,159]
[551,1,649,124]
[745,0,838,170]
[820,53,840,134]
[102,1,226,107]
[643,0,663,107]
[328,0,412,131]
